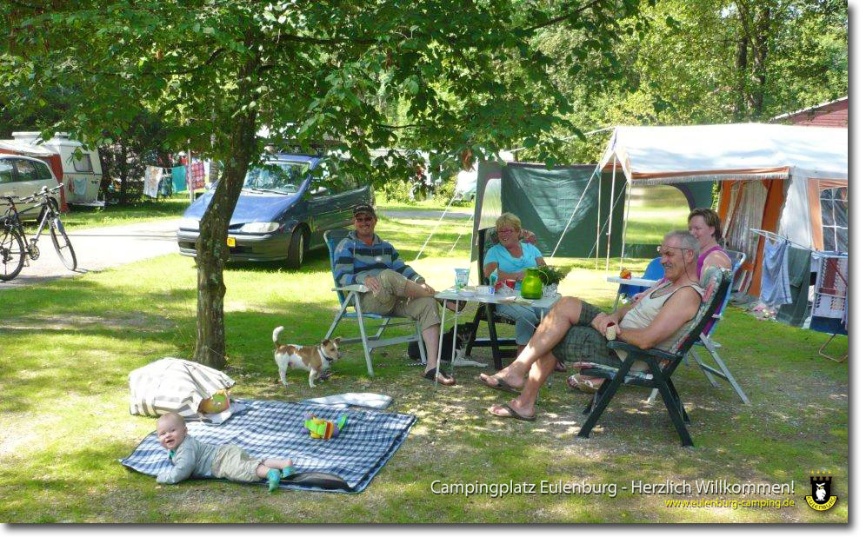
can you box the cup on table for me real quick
[454,268,470,290]
[504,279,517,290]
[476,285,493,296]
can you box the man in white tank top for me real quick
[481,231,702,421]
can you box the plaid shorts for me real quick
[551,301,620,367]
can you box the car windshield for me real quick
[243,161,309,194]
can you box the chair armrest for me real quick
[607,340,677,362]
[333,284,369,293]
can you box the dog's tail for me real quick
[273,326,284,348]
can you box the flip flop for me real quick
[424,368,456,386]
[566,374,603,394]
[478,373,520,394]
[489,403,536,422]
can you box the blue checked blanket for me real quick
[119,399,416,493]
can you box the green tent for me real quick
[474,161,625,258]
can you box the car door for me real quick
[4,157,56,217]
[304,168,344,248]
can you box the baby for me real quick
[155,412,294,492]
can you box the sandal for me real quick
[424,368,456,386]
[566,374,603,394]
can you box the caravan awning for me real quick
[599,123,848,184]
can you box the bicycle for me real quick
[1,184,77,281]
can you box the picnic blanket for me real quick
[119,399,416,493]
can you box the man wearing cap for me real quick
[333,204,456,386]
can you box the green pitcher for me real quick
[520,267,547,300]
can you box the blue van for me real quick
[176,154,373,268]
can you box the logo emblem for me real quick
[804,471,837,511]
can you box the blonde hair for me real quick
[495,213,522,233]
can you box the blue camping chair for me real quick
[322,229,427,377]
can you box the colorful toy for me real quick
[304,414,348,439]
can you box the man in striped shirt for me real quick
[333,204,456,386]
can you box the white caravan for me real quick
[11,132,104,207]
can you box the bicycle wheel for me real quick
[1,222,26,281]
[49,217,78,271]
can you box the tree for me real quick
[1,1,648,369]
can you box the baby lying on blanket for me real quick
[155,412,294,492]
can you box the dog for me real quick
[273,326,342,388]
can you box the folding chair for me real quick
[686,249,751,403]
[577,267,732,447]
[462,227,518,370]
[322,229,427,377]
[614,257,664,308]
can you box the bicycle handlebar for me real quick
[17,183,64,204]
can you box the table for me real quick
[607,276,660,310]
[433,287,561,383]
[605,276,659,288]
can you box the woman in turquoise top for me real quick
[483,213,547,353]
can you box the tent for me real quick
[595,123,848,296]
[471,160,627,259]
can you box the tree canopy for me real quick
[2,0,655,367]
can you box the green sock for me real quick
[267,468,281,492]
[281,466,295,479]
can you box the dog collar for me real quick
[318,347,334,364]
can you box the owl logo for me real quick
[805,473,837,511]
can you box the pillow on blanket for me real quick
[128,357,235,419]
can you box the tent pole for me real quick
[620,174,632,264]
[604,158,618,273]
[551,165,599,259]
[596,166,602,270]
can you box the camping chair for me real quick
[613,257,664,308]
[462,227,518,370]
[322,229,427,377]
[685,249,751,403]
[576,267,732,447]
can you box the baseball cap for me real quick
[353,204,376,218]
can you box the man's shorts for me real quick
[211,444,263,483]
[359,269,440,330]
[551,301,620,368]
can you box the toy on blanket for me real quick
[304,414,348,439]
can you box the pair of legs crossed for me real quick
[480,296,617,419]
[359,269,455,385]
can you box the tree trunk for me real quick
[192,47,260,369]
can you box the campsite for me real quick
[0,192,849,522]
[1,0,849,526]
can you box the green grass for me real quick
[59,195,191,230]
[0,207,849,523]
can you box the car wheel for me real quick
[286,227,306,269]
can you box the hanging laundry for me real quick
[143,166,162,198]
[171,166,187,193]
[759,237,792,307]
[811,254,848,322]
[187,161,205,190]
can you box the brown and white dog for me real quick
[273,326,342,388]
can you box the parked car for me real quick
[176,153,373,269]
[0,154,62,220]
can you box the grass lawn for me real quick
[0,206,849,524]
